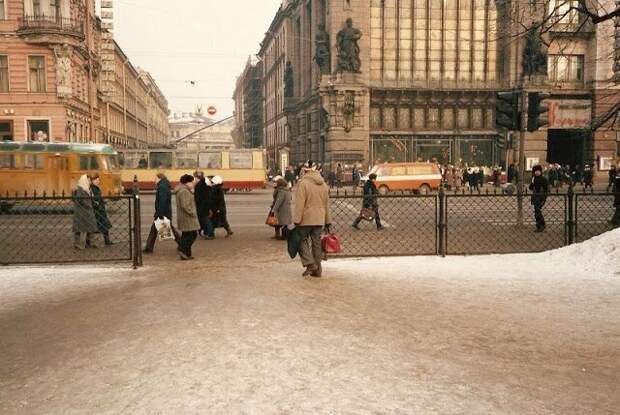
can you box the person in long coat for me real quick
[73,174,98,250]
[193,171,215,239]
[611,165,620,228]
[144,173,179,253]
[271,177,292,240]
[529,165,549,233]
[90,174,114,246]
[210,175,234,237]
[175,174,200,260]
[352,173,384,230]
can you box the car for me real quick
[361,162,443,195]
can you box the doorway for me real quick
[547,129,588,168]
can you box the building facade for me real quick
[232,56,264,149]
[169,112,236,153]
[0,0,169,147]
[248,0,618,175]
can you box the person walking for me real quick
[336,163,344,188]
[271,177,292,240]
[583,164,594,191]
[352,173,384,230]
[175,174,200,260]
[193,171,215,239]
[90,174,114,246]
[73,174,99,250]
[144,173,179,253]
[611,165,620,228]
[352,165,361,188]
[210,176,234,237]
[507,163,517,184]
[608,164,617,192]
[294,160,331,278]
[285,166,296,188]
[529,165,549,233]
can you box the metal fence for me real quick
[0,194,143,266]
[329,188,618,257]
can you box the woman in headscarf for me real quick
[271,177,292,240]
[210,176,234,237]
[73,174,99,250]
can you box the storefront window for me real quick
[372,137,410,164]
[416,139,450,164]
[457,139,494,166]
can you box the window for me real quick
[229,151,253,169]
[0,121,13,141]
[29,56,46,93]
[149,152,172,169]
[174,152,197,169]
[79,156,99,170]
[27,120,49,141]
[33,0,42,16]
[0,0,5,20]
[119,152,148,169]
[105,155,119,171]
[198,152,222,169]
[548,0,582,29]
[0,154,15,169]
[0,56,8,92]
[23,154,45,169]
[548,55,584,82]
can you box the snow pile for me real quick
[0,266,145,312]
[328,228,620,279]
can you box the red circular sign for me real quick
[207,106,217,116]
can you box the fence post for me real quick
[133,194,143,268]
[566,185,575,246]
[438,187,446,257]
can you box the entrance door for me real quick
[50,156,71,194]
[547,129,585,168]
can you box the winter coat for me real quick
[613,175,620,207]
[194,179,211,224]
[210,185,228,227]
[73,187,98,233]
[293,170,331,226]
[529,175,549,206]
[352,169,361,186]
[154,178,173,220]
[336,166,344,182]
[362,180,379,209]
[91,184,112,233]
[175,184,200,232]
[272,186,292,226]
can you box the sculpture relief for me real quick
[54,45,73,98]
[314,24,331,74]
[284,61,294,98]
[343,92,355,133]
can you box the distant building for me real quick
[232,56,264,149]
[169,111,236,152]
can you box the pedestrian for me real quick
[193,171,215,240]
[608,164,617,192]
[352,173,384,231]
[72,174,99,250]
[175,174,200,260]
[507,163,517,184]
[336,163,344,188]
[352,165,361,188]
[210,175,234,237]
[492,166,501,188]
[583,164,594,191]
[144,173,179,253]
[285,166,296,188]
[327,169,337,189]
[90,174,115,246]
[293,160,331,278]
[610,164,620,228]
[529,165,549,233]
[469,168,480,191]
[271,177,292,240]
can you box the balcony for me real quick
[17,15,85,43]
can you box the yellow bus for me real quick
[0,142,123,196]
[118,149,267,192]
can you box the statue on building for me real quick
[314,24,331,74]
[284,61,294,98]
[343,92,355,133]
[336,18,362,74]
[320,106,331,132]
[522,23,548,78]
[54,45,73,98]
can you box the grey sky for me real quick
[112,0,281,118]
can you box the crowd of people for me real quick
[143,171,233,260]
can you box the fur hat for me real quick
[532,165,543,173]
[304,160,318,171]
[211,175,223,185]
[180,174,194,184]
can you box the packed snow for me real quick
[327,228,620,279]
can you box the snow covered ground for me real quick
[328,228,620,279]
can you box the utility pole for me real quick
[517,89,528,226]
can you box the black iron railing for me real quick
[18,15,84,36]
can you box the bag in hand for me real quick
[360,207,376,221]
[154,217,175,241]
[321,233,342,255]
[265,211,279,227]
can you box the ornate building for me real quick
[169,111,236,152]
[248,0,618,174]
[0,0,169,147]
[232,56,264,149]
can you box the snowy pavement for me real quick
[0,230,619,414]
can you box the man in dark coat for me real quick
[193,172,215,239]
[611,165,620,228]
[529,165,549,233]
[90,174,114,246]
[352,173,384,230]
[507,163,517,184]
[607,165,617,192]
[144,173,179,253]
[210,175,233,237]
[583,164,594,191]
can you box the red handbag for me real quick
[321,233,342,255]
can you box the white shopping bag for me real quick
[154,217,174,241]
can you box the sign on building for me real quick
[547,100,592,129]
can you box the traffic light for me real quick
[497,133,507,149]
[527,92,550,132]
[495,91,521,131]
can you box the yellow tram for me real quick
[0,142,123,196]
[118,149,267,192]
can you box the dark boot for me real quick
[272,227,281,240]
[104,232,116,246]
[352,217,361,230]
